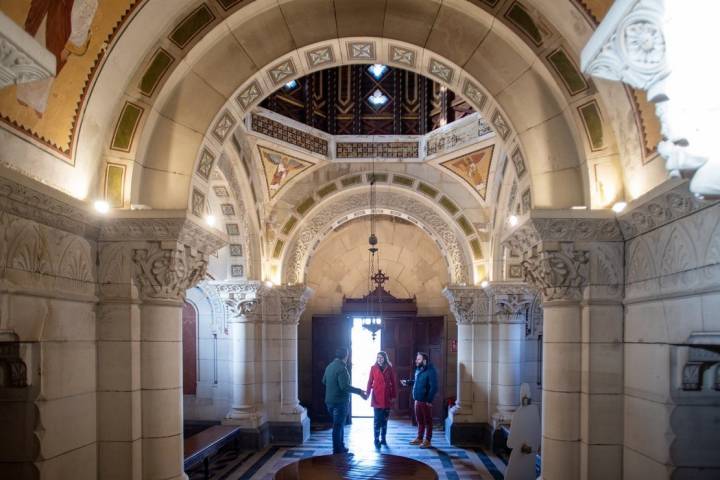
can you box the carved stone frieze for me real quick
[0,173,98,239]
[1,210,95,285]
[283,190,471,284]
[618,180,716,239]
[521,243,590,302]
[132,242,208,302]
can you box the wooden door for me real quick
[182,302,197,395]
[380,316,415,418]
[311,315,352,423]
[414,316,446,421]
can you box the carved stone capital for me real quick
[0,12,56,88]
[132,242,208,302]
[443,286,490,324]
[277,285,313,325]
[212,281,272,323]
[521,243,590,302]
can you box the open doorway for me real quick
[351,317,381,417]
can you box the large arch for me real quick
[66,0,646,216]
[279,185,474,285]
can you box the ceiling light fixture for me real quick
[611,201,627,213]
[93,200,110,214]
[508,214,519,227]
[205,214,216,226]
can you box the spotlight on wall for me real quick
[480,280,489,289]
[571,205,588,210]
[264,280,274,288]
[508,215,519,227]
[611,201,627,213]
[93,200,110,214]
[205,215,216,226]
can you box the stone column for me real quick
[487,283,535,428]
[275,285,312,443]
[98,217,223,480]
[505,214,624,480]
[443,286,492,445]
[220,281,268,447]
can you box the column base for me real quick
[219,421,271,450]
[269,416,311,445]
[445,416,492,447]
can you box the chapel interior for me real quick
[0,0,718,479]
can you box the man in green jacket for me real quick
[322,346,367,454]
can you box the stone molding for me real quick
[101,215,226,254]
[283,190,471,284]
[582,0,720,198]
[0,11,56,89]
[502,211,622,255]
[618,179,717,239]
[132,242,207,302]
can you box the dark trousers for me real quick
[373,408,390,441]
[414,401,433,440]
[326,401,349,453]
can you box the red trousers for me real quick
[414,401,433,440]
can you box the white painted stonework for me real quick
[582,0,720,198]
[0,11,56,89]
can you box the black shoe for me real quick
[334,447,351,454]
[374,440,381,449]
[380,439,388,446]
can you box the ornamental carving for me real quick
[0,12,56,89]
[521,243,590,301]
[283,190,470,284]
[132,243,207,301]
[443,287,490,324]
[101,216,225,254]
[503,215,622,255]
[278,285,313,325]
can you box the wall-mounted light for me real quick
[571,205,587,210]
[205,215,216,226]
[480,280,489,288]
[611,201,627,213]
[508,215,519,227]
[264,280,274,288]
[93,200,110,214]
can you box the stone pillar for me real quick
[487,283,535,429]
[506,214,624,480]
[443,286,492,446]
[220,282,268,448]
[275,285,312,443]
[98,217,223,480]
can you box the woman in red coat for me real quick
[366,351,397,448]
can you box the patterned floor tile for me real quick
[187,418,506,479]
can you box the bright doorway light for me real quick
[351,317,380,417]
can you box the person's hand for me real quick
[361,392,368,400]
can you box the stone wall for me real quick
[622,184,720,479]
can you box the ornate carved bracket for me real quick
[443,286,490,324]
[582,0,720,198]
[0,12,56,89]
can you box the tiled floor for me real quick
[187,418,506,479]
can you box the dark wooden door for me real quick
[380,316,415,418]
[182,302,197,395]
[311,315,352,423]
[414,316,446,421]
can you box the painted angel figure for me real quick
[505,383,540,480]
[17,0,98,116]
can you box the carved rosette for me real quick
[443,286,490,324]
[521,243,590,302]
[277,285,313,325]
[132,242,208,302]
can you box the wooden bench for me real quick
[184,425,241,479]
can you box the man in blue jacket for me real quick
[406,352,438,448]
[322,346,367,454]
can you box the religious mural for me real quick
[257,146,313,200]
[439,146,494,201]
[0,0,141,161]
